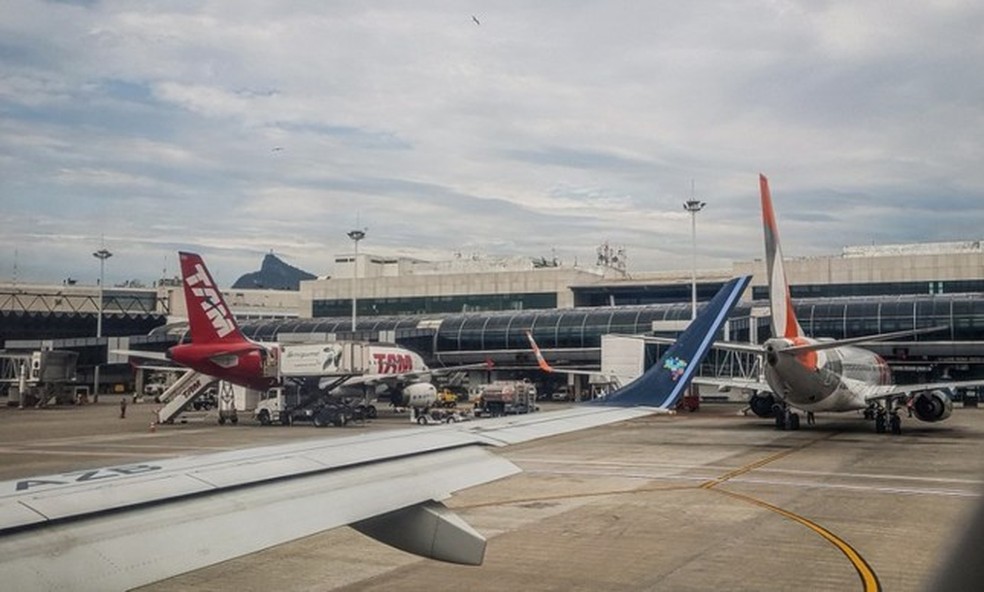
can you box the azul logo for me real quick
[185,263,236,338]
[663,357,688,381]
[373,352,413,374]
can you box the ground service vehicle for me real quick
[479,380,538,416]
[254,386,359,427]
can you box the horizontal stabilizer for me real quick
[609,333,763,355]
[352,500,486,565]
[782,325,948,355]
[111,349,170,361]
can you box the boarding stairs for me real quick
[155,370,215,424]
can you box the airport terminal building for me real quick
[2,240,984,394]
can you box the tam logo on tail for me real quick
[179,251,244,344]
[185,263,236,339]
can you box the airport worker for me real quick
[120,396,127,419]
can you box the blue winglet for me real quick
[598,275,751,409]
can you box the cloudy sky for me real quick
[2,1,983,287]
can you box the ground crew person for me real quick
[120,396,127,419]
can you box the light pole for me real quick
[347,228,366,332]
[683,195,705,320]
[92,248,112,400]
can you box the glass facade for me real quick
[752,280,984,300]
[311,292,558,317]
[239,294,984,361]
[573,282,727,307]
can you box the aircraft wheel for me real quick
[890,414,902,435]
[775,412,786,430]
[313,413,325,428]
[231,415,238,424]
[218,416,226,425]
[788,412,800,431]
[875,414,887,434]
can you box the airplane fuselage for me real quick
[170,339,430,394]
[763,338,892,412]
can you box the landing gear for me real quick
[889,413,902,435]
[874,411,887,434]
[873,405,903,435]
[774,406,801,431]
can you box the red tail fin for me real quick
[179,252,246,344]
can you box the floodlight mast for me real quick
[347,229,367,331]
[683,191,706,321]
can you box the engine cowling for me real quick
[748,393,777,418]
[911,390,953,423]
[400,382,437,409]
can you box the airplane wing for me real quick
[859,379,984,403]
[0,275,750,592]
[692,376,773,394]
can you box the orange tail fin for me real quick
[760,175,804,339]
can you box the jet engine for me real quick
[911,390,953,423]
[748,393,777,418]
[399,382,438,409]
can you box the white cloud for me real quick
[1,0,982,285]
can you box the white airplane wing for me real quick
[692,376,773,394]
[860,379,984,403]
[0,410,648,591]
[0,275,750,592]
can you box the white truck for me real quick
[254,385,361,427]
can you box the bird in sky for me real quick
[471,15,480,25]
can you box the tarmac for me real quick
[1,398,982,592]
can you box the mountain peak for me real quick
[232,253,316,290]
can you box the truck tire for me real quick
[416,415,427,425]
[258,410,271,426]
[367,405,377,419]
[313,413,326,428]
